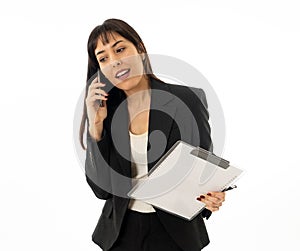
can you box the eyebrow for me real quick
[96,40,124,56]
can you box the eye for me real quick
[116,47,125,53]
[99,57,107,63]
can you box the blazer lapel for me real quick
[114,78,177,178]
[148,78,177,172]
[111,95,132,178]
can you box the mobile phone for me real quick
[97,69,104,107]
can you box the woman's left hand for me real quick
[196,192,225,212]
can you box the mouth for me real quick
[115,68,131,81]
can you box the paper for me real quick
[128,141,243,221]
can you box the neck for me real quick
[125,76,151,108]
[124,75,150,96]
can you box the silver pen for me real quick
[222,185,237,192]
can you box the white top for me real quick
[127,130,156,213]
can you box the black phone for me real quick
[97,69,104,107]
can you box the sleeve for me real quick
[201,208,212,220]
[194,88,214,220]
[193,88,213,153]
[85,127,113,200]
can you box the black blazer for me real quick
[85,77,213,251]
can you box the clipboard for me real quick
[127,140,243,221]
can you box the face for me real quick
[94,32,145,91]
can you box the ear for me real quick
[137,43,144,53]
[141,53,146,61]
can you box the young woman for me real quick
[80,18,226,251]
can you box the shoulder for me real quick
[164,82,208,109]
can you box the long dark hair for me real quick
[79,18,158,150]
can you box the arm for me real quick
[84,73,112,200]
[192,88,213,152]
[85,127,113,200]
[193,88,223,219]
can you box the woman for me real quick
[80,18,226,251]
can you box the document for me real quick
[127,141,243,221]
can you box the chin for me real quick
[114,76,142,91]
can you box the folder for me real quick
[127,140,243,221]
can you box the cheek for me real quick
[134,59,144,76]
[101,67,113,81]
[124,56,144,74]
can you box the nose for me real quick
[112,58,122,68]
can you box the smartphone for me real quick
[97,69,104,107]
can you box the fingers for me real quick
[89,75,105,91]
[94,88,109,97]
[86,82,109,104]
[205,195,222,208]
[208,191,225,202]
[90,94,108,103]
[93,89,109,104]
[196,195,220,212]
[196,192,226,212]
[85,76,108,124]
[91,75,100,84]
[88,82,106,93]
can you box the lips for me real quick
[115,68,130,80]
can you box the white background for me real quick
[1,0,299,250]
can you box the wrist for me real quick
[88,124,103,141]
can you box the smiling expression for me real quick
[94,32,146,92]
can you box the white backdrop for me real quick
[1,0,299,250]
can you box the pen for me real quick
[97,69,104,107]
[222,185,237,192]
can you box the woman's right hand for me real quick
[85,76,109,139]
